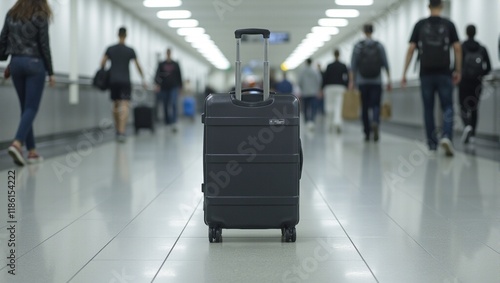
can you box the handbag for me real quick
[381,92,392,120]
[381,102,392,120]
[92,68,110,91]
[342,89,361,120]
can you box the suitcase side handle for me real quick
[234,28,270,39]
[235,28,270,102]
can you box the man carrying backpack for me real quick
[459,25,491,144]
[402,0,462,157]
[350,24,391,142]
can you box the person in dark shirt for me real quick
[322,49,349,133]
[0,0,55,166]
[100,27,146,142]
[274,71,293,94]
[155,48,183,132]
[459,24,492,144]
[350,24,391,142]
[402,0,462,157]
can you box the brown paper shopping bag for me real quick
[342,89,360,120]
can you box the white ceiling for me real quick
[111,0,404,69]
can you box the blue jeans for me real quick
[159,88,180,125]
[302,96,317,122]
[358,84,382,138]
[10,56,47,150]
[420,75,454,149]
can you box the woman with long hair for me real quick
[0,0,55,166]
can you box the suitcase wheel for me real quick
[282,227,296,243]
[208,227,222,243]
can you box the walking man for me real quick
[459,24,491,144]
[100,27,146,142]
[298,58,322,131]
[350,24,391,142]
[402,0,462,156]
[155,48,183,132]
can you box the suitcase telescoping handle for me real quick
[234,28,271,101]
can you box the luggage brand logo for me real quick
[269,119,285,126]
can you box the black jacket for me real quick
[462,39,491,80]
[322,61,349,88]
[0,14,54,75]
[155,60,183,90]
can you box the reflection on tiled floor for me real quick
[0,119,499,283]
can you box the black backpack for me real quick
[418,19,450,69]
[357,40,382,78]
[463,47,485,80]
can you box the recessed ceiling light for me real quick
[157,10,191,19]
[143,0,182,8]
[168,19,199,28]
[335,0,373,6]
[318,18,349,27]
[326,9,360,18]
[177,27,205,36]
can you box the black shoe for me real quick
[373,124,379,142]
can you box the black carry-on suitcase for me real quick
[202,29,302,243]
[134,105,155,134]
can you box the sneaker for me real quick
[439,138,454,157]
[172,125,178,133]
[461,125,473,144]
[27,153,44,164]
[8,143,26,166]
[336,125,342,134]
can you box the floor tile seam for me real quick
[150,196,203,282]
[65,155,203,282]
[303,169,380,283]
[158,259,368,263]
[356,195,471,281]
[85,259,165,262]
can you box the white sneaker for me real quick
[439,138,454,157]
[461,125,473,144]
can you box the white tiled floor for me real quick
[0,119,499,283]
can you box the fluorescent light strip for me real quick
[157,10,191,19]
[168,19,199,28]
[143,0,182,8]
[335,0,373,6]
[306,32,331,42]
[318,18,349,27]
[185,34,211,43]
[177,27,205,36]
[326,9,360,18]
[311,26,340,35]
